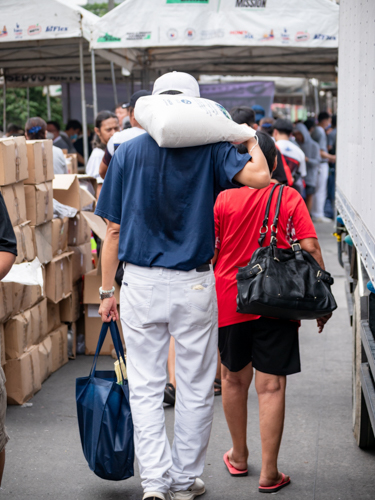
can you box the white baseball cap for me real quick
[152,71,200,98]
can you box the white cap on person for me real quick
[152,71,200,98]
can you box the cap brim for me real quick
[122,103,130,109]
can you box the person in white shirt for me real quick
[85,111,119,198]
[99,90,151,180]
[273,118,306,194]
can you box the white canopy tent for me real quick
[91,0,339,87]
[0,0,102,162]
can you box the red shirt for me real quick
[214,185,317,328]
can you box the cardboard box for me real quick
[12,283,43,316]
[5,345,41,405]
[49,324,68,373]
[14,222,35,264]
[60,281,82,323]
[47,300,61,333]
[45,251,73,303]
[0,281,13,322]
[31,221,52,264]
[68,213,91,246]
[64,153,78,174]
[38,335,52,383]
[53,174,96,212]
[4,309,32,360]
[30,298,48,344]
[68,322,76,359]
[51,217,69,256]
[0,324,5,367]
[0,136,28,186]
[25,139,54,184]
[0,181,27,226]
[84,304,123,355]
[83,269,121,304]
[69,242,93,283]
[25,181,53,226]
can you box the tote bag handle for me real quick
[90,320,125,378]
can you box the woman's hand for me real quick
[99,296,119,322]
[317,313,332,333]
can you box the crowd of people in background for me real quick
[3,98,337,224]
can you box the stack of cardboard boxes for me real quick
[0,137,69,405]
[0,144,122,404]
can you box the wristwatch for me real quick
[99,286,116,300]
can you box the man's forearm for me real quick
[101,230,120,290]
[0,251,16,281]
[234,137,270,188]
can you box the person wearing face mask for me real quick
[98,90,151,180]
[60,119,82,153]
[85,111,120,199]
[28,117,68,174]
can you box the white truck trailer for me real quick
[336,0,375,448]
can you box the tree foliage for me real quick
[83,2,120,17]
[0,87,63,132]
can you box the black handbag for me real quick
[236,184,337,321]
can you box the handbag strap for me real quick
[270,185,285,246]
[258,184,280,247]
[90,320,126,378]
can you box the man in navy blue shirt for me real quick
[96,71,269,500]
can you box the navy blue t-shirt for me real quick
[95,133,250,271]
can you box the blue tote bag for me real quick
[76,320,134,481]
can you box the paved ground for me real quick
[4,224,375,499]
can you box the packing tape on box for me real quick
[58,222,64,251]
[20,312,28,351]
[59,329,64,365]
[44,188,49,222]
[20,284,27,311]
[41,143,47,180]
[12,184,21,225]
[20,225,27,259]
[29,352,37,400]
[60,261,66,299]
[37,302,42,342]
[0,282,9,316]
[14,142,20,182]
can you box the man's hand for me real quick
[317,313,332,333]
[99,296,119,323]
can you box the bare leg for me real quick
[0,449,5,486]
[306,193,314,214]
[216,349,221,380]
[255,371,289,487]
[167,337,176,388]
[221,362,253,470]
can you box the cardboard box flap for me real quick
[53,175,81,211]
[53,174,77,191]
[80,211,107,240]
[79,186,96,209]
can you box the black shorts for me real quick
[305,185,316,196]
[219,317,301,376]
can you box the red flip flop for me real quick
[223,452,248,477]
[259,472,291,493]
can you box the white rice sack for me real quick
[134,95,256,148]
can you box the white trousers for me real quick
[311,162,329,219]
[120,263,218,495]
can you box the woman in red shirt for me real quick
[214,130,331,493]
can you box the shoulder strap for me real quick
[258,184,280,247]
[275,146,294,186]
[270,185,285,245]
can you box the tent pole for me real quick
[2,74,5,134]
[314,82,320,118]
[79,39,88,165]
[26,87,30,120]
[91,50,98,118]
[110,61,118,106]
[46,86,51,120]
